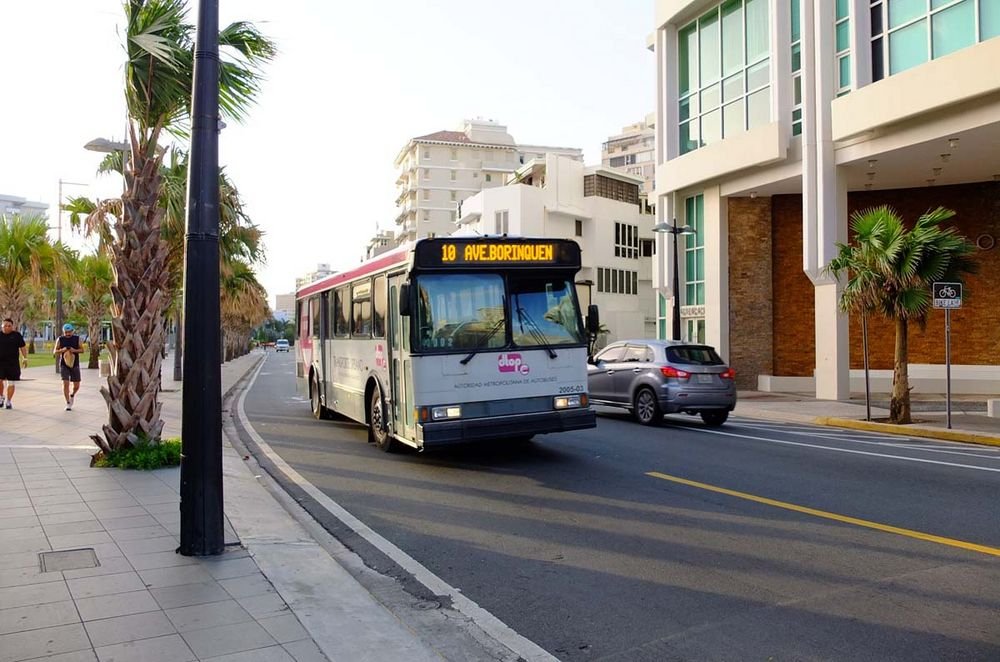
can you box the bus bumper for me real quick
[418,408,596,447]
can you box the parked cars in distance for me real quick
[587,339,736,426]
[275,339,290,352]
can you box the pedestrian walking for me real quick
[54,323,84,411]
[0,318,28,410]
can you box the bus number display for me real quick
[440,242,554,264]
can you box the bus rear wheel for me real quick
[369,386,398,452]
[310,374,325,420]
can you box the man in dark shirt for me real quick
[54,323,85,411]
[0,318,28,410]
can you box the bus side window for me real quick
[373,275,386,338]
[334,287,350,337]
[309,297,321,337]
[353,281,372,337]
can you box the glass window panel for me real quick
[791,0,801,42]
[836,21,851,52]
[723,100,744,137]
[931,0,956,7]
[747,87,771,128]
[872,37,885,80]
[659,319,667,340]
[983,0,1000,40]
[889,0,926,28]
[747,59,770,90]
[699,10,721,84]
[839,55,852,88]
[871,4,884,35]
[701,109,722,146]
[932,0,975,58]
[678,24,698,95]
[701,83,721,111]
[721,0,744,75]
[792,120,802,136]
[686,283,696,303]
[723,73,744,102]
[697,283,706,305]
[659,293,667,316]
[889,18,928,74]
[680,120,700,154]
[696,252,705,281]
[679,96,697,122]
[791,43,801,71]
[792,108,802,121]
[793,76,802,104]
[836,0,850,20]
[745,0,770,61]
[686,254,695,281]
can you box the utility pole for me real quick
[55,179,87,372]
[179,0,223,556]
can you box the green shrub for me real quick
[93,437,182,470]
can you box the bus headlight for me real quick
[554,394,584,409]
[431,405,462,420]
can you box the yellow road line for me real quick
[646,471,1000,558]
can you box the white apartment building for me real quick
[456,155,656,344]
[295,263,336,290]
[652,0,1000,395]
[393,119,583,243]
[273,293,295,322]
[601,114,657,197]
[364,229,395,260]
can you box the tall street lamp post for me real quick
[55,179,88,372]
[652,218,695,340]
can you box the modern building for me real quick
[393,119,583,244]
[274,293,295,322]
[457,155,656,344]
[602,114,657,197]
[295,264,337,290]
[651,0,1000,395]
[0,194,47,217]
[364,229,396,260]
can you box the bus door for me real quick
[388,274,414,441]
[318,291,329,407]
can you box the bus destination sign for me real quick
[416,238,580,268]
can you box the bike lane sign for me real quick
[932,282,962,309]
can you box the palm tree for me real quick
[0,214,73,330]
[90,0,274,453]
[76,254,115,369]
[826,206,976,424]
[220,259,269,361]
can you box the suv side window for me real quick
[595,344,625,362]
[623,344,651,362]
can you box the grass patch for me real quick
[93,437,181,470]
[24,347,109,369]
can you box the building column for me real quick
[703,186,730,361]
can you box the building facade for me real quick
[274,293,295,322]
[295,263,337,290]
[393,119,583,243]
[0,194,48,217]
[457,155,656,344]
[601,114,657,197]
[652,0,1000,394]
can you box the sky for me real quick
[0,1,655,308]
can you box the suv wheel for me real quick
[700,411,729,427]
[633,388,662,426]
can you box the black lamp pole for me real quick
[671,218,683,340]
[179,0,223,556]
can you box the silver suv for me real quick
[587,340,736,426]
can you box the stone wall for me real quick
[727,197,774,388]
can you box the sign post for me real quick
[932,282,962,430]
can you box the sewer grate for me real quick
[39,548,100,573]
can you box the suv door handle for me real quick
[606,370,615,375]
[632,368,642,373]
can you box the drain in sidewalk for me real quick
[39,548,100,572]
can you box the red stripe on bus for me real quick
[296,248,410,299]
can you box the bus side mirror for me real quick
[399,283,411,317]
[586,304,600,335]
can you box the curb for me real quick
[814,416,1000,448]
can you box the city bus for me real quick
[295,236,598,452]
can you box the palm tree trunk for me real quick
[173,307,183,381]
[890,317,911,424]
[88,317,101,369]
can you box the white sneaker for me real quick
[5,401,11,410]
[66,400,72,411]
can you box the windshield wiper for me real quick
[460,317,506,365]
[515,306,557,359]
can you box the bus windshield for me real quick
[510,276,585,347]
[414,273,585,352]
[416,274,506,351]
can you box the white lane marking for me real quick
[686,426,1000,473]
[236,360,557,662]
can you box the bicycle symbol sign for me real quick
[932,282,962,309]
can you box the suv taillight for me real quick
[661,366,690,380]
[720,368,736,380]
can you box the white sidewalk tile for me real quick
[84,611,177,648]
[0,600,79,636]
[0,623,90,662]
[94,633,196,662]
[180,621,276,659]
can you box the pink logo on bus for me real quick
[374,344,387,369]
[498,353,530,375]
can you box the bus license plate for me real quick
[697,374,713,384]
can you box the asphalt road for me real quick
[242,351,1000,661]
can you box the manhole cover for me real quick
[40,548,100,573]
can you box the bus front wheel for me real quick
[369,386,398,452]
[310,374,325,420]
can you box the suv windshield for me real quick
[666,345,724,365]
